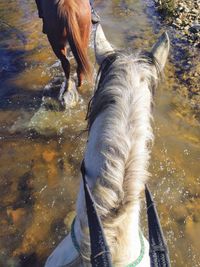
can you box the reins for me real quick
[145,185,171,267]
[75,160,171,267]
[80,160,113,266]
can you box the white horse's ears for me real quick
[94,24,114,65]
[94,24,170,69]
[151,32,170,70]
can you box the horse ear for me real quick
[94,24,114,65]
[151,32,170,70]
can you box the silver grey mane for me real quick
[81,51,161,260]
[87,51,160,130]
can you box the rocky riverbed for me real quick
[155,0,200,47]
[154,0,200,125]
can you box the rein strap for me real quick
[77,161,170,267]
[80,160,113,267]
[145,185,171,267]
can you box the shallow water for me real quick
[0,0,199,266]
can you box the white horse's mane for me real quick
[79,51,160,263]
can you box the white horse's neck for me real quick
[77,113,150,265]
[76,55,155,266]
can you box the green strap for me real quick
[125,230,145,267]
[71,218,145,267]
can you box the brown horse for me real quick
[35,0,92,103]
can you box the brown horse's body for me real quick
[37,0,92,88]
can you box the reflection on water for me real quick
[151,89,200,267]
[0,0,199,266]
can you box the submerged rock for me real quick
[7,208,27,228]
[189,24,200,34]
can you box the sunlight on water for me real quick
[0,0,199,266]
[29,105,87,135]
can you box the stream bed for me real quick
[0,0,199,266]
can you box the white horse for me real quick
[45,24,169,267]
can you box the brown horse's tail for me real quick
[58,0,92,83]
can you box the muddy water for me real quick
[0,0,199,266]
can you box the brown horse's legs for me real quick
[78,23,91,87]
[46,36,80,106]
[60,54,70,82]
[77,66,84,88]
[47,37,70,81]
[67,37,82,87]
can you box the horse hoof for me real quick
[62,79,79,108]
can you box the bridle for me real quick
[70,160,171,267]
